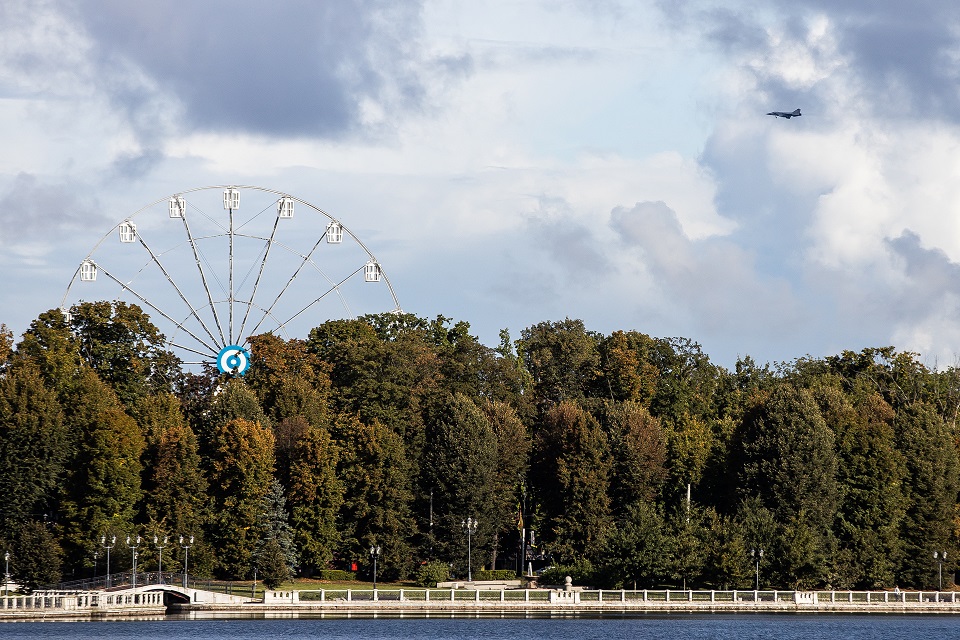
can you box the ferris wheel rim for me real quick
[60,185,402,361]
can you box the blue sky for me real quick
[3,0,960,369]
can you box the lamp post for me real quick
[462,517,479,582]
[751,548,764,590]
[92,551,99,582]
[101,536,116,588]
[126,536,141,588]
[935,551,947,591]
[369,545,381,590]
[4,550,9,597]
[179,536,194,588]
[154,536,168,584]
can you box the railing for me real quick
[288,588,960,606]
[0,589,165,612]
[45,571,187,592]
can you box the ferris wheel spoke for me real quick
[269,265,364,334]
[228,205,235,345]
[165,339,217,360]
[237,215,281,342]
[248,235,326,336]
[95,264,221,354]
[136,236,223,349]
[178,214,228,345]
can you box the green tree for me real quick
[533,401,612,562]
[422,393,499,575]
[665,503,710,589]
[597,500,668,589]
[257,537,291,589]
[518,318,600,406]
[735,382,838,583]
[332,412,415,580]
[597,330,658,404]
[57,369,146,577]
[605,401,667,516]
[66,301,180,405]
[13,309,82,394]
[309,315,439,446]
[702,510,751,589]
[205,417,275,578]
[824,388,906,588]
[245,333,331,427]
[138,394,209,547]
[484,399,531,570]
[894,400,959,588]
[0,323,12,366]
[275,416,343,574]
[0,362,67,540]
[9,521,63,592]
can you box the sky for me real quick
[3,0,960,370]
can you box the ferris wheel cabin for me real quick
[118,220,137,243]
[278,196,294,219]
[169,196,185,218]
[223,188,240,210]
[79,260,97,282]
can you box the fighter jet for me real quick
[767,108,801,119]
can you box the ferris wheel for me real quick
[61,185,401,369]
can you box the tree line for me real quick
[0,300,958,591]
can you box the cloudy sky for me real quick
[3,0,960,369]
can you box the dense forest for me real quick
[1,300,958,591]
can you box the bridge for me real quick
[0,584,255,620]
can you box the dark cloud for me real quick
[886,230,960,314]
[527,197,611,282]
[701,7,768,53]
[68,0,431,138]
[668,1,960,122]
[109,149,165,180]
[0,173,106,247]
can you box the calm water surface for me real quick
[0,614,956,639]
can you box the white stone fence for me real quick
[279,588,960,606]
[0,589,164,612]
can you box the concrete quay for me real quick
[176,587,960,615]
[7,587,960,620]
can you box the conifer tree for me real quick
[254,479,298,575]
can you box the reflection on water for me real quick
[3,613,960,640]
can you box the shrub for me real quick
[416,560,452,587]
[474,569,517,581]
[538,560,595,587]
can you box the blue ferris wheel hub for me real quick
[217,345,251,375]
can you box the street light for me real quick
[369,545,381,590]
[751,548,764,590]
[154,536,168,584]
[935,551,948,591]
[100,536,116,588]
[462,517,479,582]
[179,535,194,588]
[92,551,99,582]
[4,550,9,597]
[126,536,141,588]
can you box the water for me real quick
[1,614,958,640]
